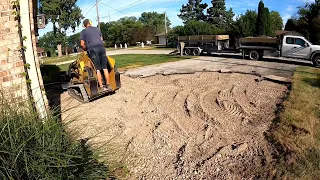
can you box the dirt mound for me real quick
[61,72,287,179]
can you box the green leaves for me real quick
[24,63,30,69]
[178,0,208,23]
[139,12,171,36]
[207,0,234,29]
[284,1,320,44]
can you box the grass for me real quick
[266,66,320,179]
[130,45,177,51]
[0,93,110,179]
[42,54,80,65]
[58,54,193,72]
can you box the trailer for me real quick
[178,35,238,55]
[177,32,320,67]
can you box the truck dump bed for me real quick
[239,37,280,49]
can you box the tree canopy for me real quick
[39,0,83,56]
[284,0,320,44]
[139,12,171,37]
[207,0,234,29]
[178,0,208,23]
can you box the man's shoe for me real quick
[105,84,113,91]
[99,86,108,92]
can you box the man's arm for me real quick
[80,31,87,51]
[80,40,87,51]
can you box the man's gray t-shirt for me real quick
[80,26,104,50]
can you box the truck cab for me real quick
[281,35,320,67]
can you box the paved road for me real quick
[125,54,313,82]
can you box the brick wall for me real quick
[0,0,28,97]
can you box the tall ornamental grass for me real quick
[0,95,109,179]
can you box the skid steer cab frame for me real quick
[67,52,121,103]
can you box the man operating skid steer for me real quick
[80,19,111,91]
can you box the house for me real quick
[37,47,47,57]
[0,0,48,118]
[155,32,168,45]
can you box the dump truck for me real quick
[178,32,320,67]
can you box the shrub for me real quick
[0,94,109,179]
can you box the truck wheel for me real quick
[313,55,320,68]
[184,48,191,55]
[249,50,259,60]
[193,48,201,56]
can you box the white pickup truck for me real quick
[239,34,320,67]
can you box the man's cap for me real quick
[83,19,92,27]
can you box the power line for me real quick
[98,0,175,20]
[99,0,153,18]
[84,2,98,17]
[99,3,135,16]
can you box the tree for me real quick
[296,0,320,44]
[207,0,234,29]
[139,12,171,37]
[67,33,80,50]
[178,0,208,23]
[232,10,258,38]
[38,31,60,57]
[39,0,83,56]
[264,7,271,36]
[284,18,297,31]
[269,11,283,34]
[256,0,266,36]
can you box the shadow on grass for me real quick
[41,64,69,118]
[303,77,320,88]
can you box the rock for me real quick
[236,143,249,154]
[219,69,232,73]
[263,75,291,83]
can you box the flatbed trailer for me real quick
[178,35,239,55]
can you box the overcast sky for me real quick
[38,0,315,37]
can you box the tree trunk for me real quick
[65,46,68,56]
[57,44,62,57]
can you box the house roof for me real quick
[155,31,171,37]
[37,47,45,53]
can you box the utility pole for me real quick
[96,0,100,29]
[164,12,168,47]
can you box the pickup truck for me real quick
[239,35,320,67]
[178,33,320,67]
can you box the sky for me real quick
[38,0,315,37]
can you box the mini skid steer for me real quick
[67,52,121,103]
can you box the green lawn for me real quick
[267,66,320,179]
[58,54,193,72]
[42,55,80,64]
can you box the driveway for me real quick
[60,55,311,179]
[125,54,312,82]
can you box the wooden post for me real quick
[180,42,185,56]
